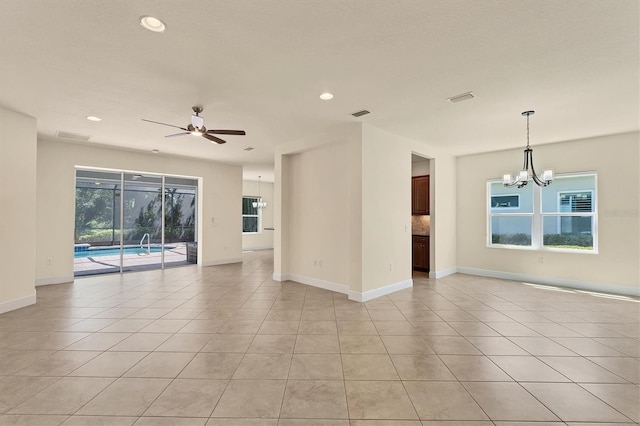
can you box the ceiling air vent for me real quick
[56,130,91,141]
[352,110,370,118]
[243,147,255,151]
[447,91,475,103]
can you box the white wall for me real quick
[457,132,640,295]
[36,139,243,284]
[412,158,430,176]
[361,125,412,292]
[287,143,353,287]
[274,122,459,300]
[0,106,37,313]
[242,179,274,250]
[274,124,364,295]
[274,123,363,287]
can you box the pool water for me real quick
[74,246,175,258]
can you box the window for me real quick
[488,172,597,252]
[488,182,533,247]
[242,197,261,233]
[542,174,596,251]
[557,191,593,234]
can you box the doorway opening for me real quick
[411,154,432,278]
[74,168,198,276]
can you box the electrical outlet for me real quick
[389,263,393,271]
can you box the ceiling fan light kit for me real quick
[142,106,246,145]
[191,107,205,130]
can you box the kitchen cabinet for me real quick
[412,175,429,215]
[412,235,429,271]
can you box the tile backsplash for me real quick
[412,215,430,236]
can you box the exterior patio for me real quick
[74,243,190,276]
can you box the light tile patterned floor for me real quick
[0,250,638,425]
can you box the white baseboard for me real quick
[35,275,74,287]
[273,273,288,282]
[201,257,243,267]
[274,273,413,302]
[457,267,640,297]
[429,267,458,279]
[242,246,274,251]
[276,266,638,298]
[285,273,351,295]
[349,279,413,302]
[0,292,36,314]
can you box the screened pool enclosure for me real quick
[74,169,198,276]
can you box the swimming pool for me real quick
[74,246,175,258]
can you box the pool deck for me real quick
[74,243,189,275]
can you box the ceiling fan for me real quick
[142,106,246,144]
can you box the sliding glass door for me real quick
[164,177,198,268]
[74,170,123,275]
[74,169,198,276]
[121,173,164,272]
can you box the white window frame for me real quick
[242,196,262,235]
[487,172,598,254]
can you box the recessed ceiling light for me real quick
[140,16,166,33]
[320,92,334,100]
[244,147,255,151]
[86,116,102,122]
[151,149,160,154]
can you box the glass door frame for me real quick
[74,166,199,275]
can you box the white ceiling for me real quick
[1,1,638,183]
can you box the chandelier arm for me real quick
[530,164,543,185]
[531,172,550,187]
[522,148,530,172]
[531,175,544,186]
[528,149,549,186]
[528,149,540,181]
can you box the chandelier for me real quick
[503,110,553,188]
[252,176,267,209]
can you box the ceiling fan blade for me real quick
[207,129,246,136]
[203,133,227,144]
[141,119,188,131]
[165,132,190,138]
